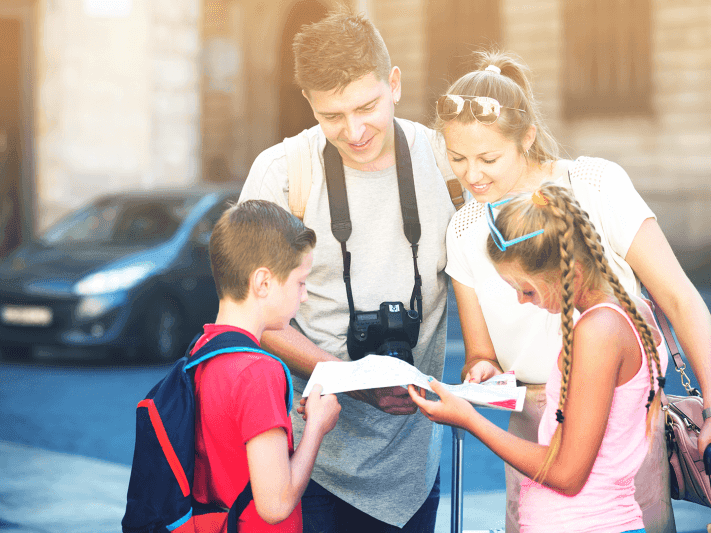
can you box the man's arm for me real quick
[261,326,340,381]
[264,325,418,415]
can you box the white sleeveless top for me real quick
[445,156,655,383]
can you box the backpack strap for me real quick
[184,331,294,414]
[283,130,312,220]
[419,122,466,211]
[283,123,466,220]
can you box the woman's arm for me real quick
[411,309,628,495]
[452,278,501,383]
[625,218,711,455]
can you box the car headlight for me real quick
[74,262,155,296]
[75,293,126,320]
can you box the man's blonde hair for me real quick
[293,8,391,94]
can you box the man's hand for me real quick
[346,386,419,415]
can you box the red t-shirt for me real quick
[192,324,302,533]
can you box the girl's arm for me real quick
[411,309,630,496]
[625,218,711,456]
[452,278,502,383]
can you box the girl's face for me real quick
[442,120,535,204]
[495,261,563,314]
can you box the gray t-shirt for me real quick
[238,118,455,526]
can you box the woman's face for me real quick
[442,120,533,204]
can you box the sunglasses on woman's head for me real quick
[436,95,525,125]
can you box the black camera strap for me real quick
[323,119,423,322]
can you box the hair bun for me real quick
[484,65,501,75]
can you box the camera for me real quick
[346,302,420,365]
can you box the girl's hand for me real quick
[465,360,502,384]
[407,378,477,429]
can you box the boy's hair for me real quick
[292,7,391,94]
[486,183,664,484]
[433,49,560,165]
[209,199,316,302]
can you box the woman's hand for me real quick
[408,378,478,430]
[464,360,503,383]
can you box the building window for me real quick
[426,0,501,122]
[563,0,652,119]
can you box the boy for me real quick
[192,199,341,531]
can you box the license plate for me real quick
[1,305,53,327]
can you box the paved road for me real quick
[2,283,711,531]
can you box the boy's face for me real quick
[304,67,401,172]
[265,250,314,331]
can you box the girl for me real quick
[438,49,711,533]
[410,184,667,533]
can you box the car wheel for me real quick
[144,296,184,363]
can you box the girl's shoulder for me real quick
[574,304,638,355]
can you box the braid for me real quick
[533,195,577,484]
[540,185,664,437]
[566,201,663,434]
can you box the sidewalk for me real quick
[1,441,710,533]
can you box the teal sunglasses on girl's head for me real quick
[485,198,545,251]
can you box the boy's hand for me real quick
[300,384,340,435]
[408,378,477,429]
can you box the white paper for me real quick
[302,354,526,412]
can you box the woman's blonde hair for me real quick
[433,49,560,165]
[486,183,664,484]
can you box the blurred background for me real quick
[1,1,711,531]
[1,0,710,268]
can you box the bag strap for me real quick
[642,287,701,397]
[185,331,294,412]
[283,123,465,221]
[284,130,312,220]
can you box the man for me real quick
[238,9,455,532]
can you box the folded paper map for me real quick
[302,354,526,412]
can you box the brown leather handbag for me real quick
[648,292,711,507]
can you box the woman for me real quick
[437,50,711,533]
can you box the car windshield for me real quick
[40,196,201,246]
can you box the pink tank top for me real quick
[518,303,668,533]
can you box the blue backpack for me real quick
[122,331,294,533]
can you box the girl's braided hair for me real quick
[486,183,664,484]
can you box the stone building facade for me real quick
[2,0,710,268]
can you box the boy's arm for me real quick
[246,386,339,525]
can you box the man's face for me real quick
[304,68,401,172]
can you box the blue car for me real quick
[0,188,240,362]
